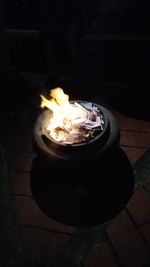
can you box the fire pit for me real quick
[31,88,134,227]
[33,88,120,164]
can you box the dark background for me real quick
[0,0,150,119]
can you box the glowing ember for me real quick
[40,88,104,144]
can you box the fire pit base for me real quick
[30,148,134,227]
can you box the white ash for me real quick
[72,102,104,131]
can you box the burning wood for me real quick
[40,88,104,144]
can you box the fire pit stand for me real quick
[30,147,134,227]
[31,101,135,266]
[31,102,134,225]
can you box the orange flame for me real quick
[40,88,86,142]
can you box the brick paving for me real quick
[21,226,71,264]
[1,94,150,267]
[107,210,150,267]
[127,188,150,226]
[83,241,119,267]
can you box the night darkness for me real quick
[0,0,150,118]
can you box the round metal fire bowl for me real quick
[33,102,120,163]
